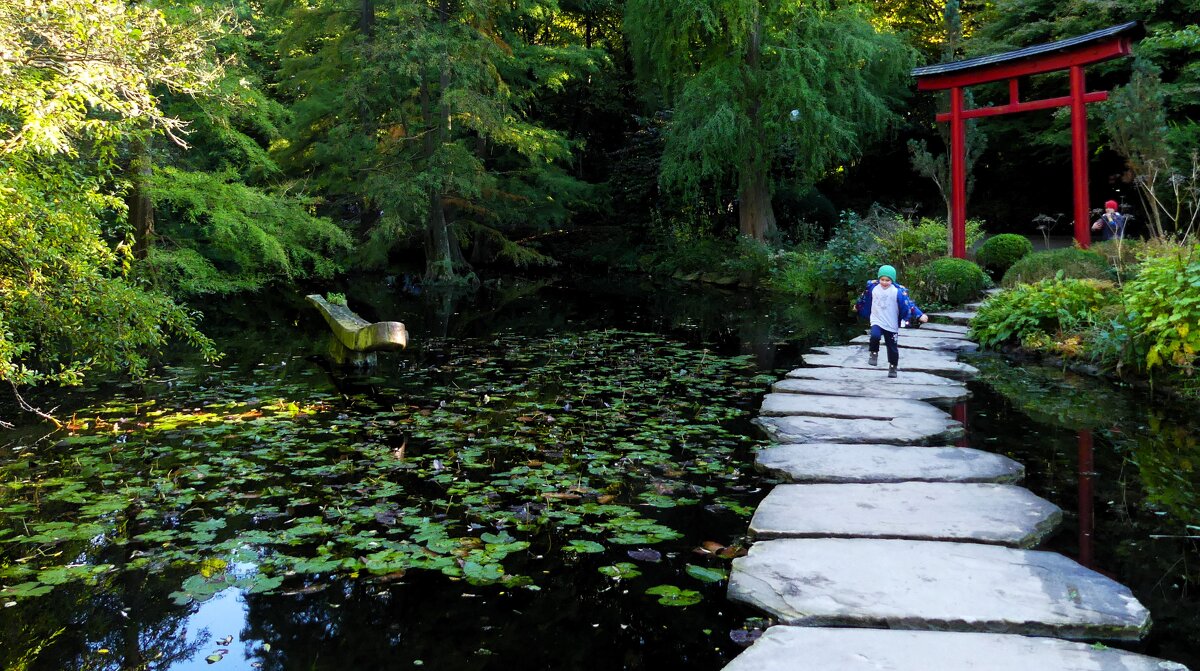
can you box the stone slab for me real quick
[749,483,1062,548]
[804,346,979,379]
[929,310,978,325]
[755,443,1023,484]
[866,326,974,340]
[756,413,962,445]
[785,365,963,387]
[727,538,1151,640]
[722,627,1189,671]
[918,322,972,335]
[850,333,979,352]
[772,377,969,403]
[760,393,952,422]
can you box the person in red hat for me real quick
[1091,199,1127,240]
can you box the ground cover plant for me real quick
[1001,248,1111,287]
[0,331,769,607]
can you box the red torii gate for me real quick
[912,22,1141,257]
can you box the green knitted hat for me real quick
[878,265,897,282]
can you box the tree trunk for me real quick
[421,78,454,282]
[128,136,154,259]
[737,12,776,242]
[360,0,375,38]
[422,0,457,283]
[738,165,777,241]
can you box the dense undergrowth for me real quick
[972,241,1200,396]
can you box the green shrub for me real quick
[971,278,1119,352]
[1121,243,1200,374]
[818,210,885,292]
[326,292,348,306]
[1089,239,1144,276]
[879,217,986,267]
[976,234,1033,276]
[768,247,837,297]
[912,257,988,305]
[1001,248,1111,287]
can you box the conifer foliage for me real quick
[624,0,914,241]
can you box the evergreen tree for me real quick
[624,0,914,241]
[270,0,595,282]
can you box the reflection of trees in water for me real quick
[1,552,203,670]
[240,569,743,671]
[971,356,1200,666]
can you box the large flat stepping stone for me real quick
[928,310,977,325]
[722,627,1189,671]
[727,538,1151,640]
[785,365,963,387]
[756,443,1023,484]
[919,322,972,335]
[772,377,969,403]
[756,413,962,445]
[804,346,979,379]
[749,483,1061,548]
[760,393,952,422]
[850,333,978,352]
[863,326,974,340]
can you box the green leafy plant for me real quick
[971,278,1119,352]
[325,292,348,307]
[976,234,1033,276]
[913,257,988,305]
[1121,243,1200,374]
[1001,248,1111,287]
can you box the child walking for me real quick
[854,265,928,378]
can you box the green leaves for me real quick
[0,330,764,603]
[644,584,701,606]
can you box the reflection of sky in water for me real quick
[175,588,253,670]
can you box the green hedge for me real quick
[976,234,1033,276]
[1001,248,1110,287]
[914,257,988,305]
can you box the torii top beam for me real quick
[911,22,1141,257]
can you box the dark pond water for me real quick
[0,274,1197,670]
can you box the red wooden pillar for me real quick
[1070,65,1092,249]
[950,87,967,258]
[1077,429,1095,568]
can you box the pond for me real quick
[0,274,1197,670]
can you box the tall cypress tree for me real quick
[624,0,914,241]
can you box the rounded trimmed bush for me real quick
[1001,248,1110,287]
[914,257,988,305]
[976,234,1033,275]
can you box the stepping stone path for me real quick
[803,345,979,378]
[756,443,1023,484]
[727,538,1150,639]
[749,483,1062,547]
[723,628,1188,671]
[723,304,1187,669]
[772,376,969,403]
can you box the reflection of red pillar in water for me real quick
[951,402,969,447]
[1078,429,1095,568]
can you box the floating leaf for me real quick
[644,584,702,606]
[564,540,605,554]
[597,563,641,580]
[685,565,727,584]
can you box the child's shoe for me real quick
[868,352,878,366]
[888,365,898,378]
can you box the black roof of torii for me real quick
[912,21,1142,78]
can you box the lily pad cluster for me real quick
[1,331,766,604]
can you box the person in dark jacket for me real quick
[854,265,928,377]
[1091,199,1127,241]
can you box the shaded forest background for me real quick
[1,0,1198,397]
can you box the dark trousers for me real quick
[869,325,900,367]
